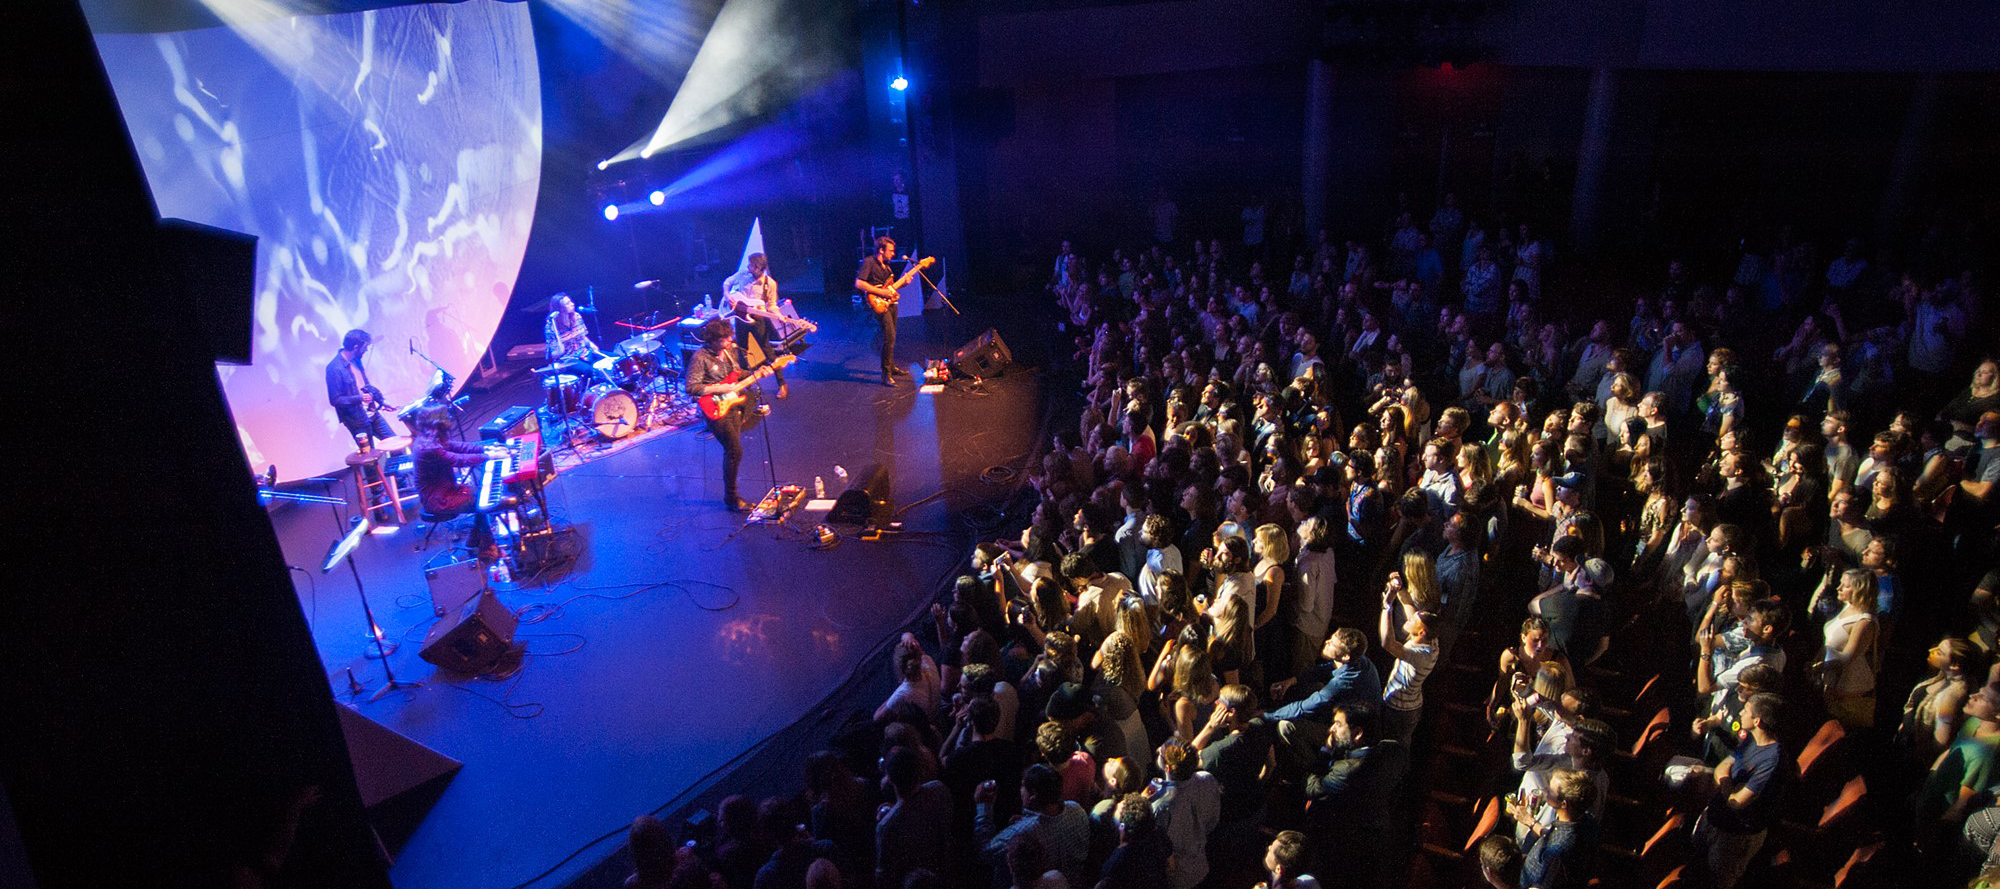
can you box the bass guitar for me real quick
[698,354,797,421]
[862,256,935,314]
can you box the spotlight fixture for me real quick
[889,76,908,92]
[596,160,610,171]
[603,204,619,221]
[649,190,666,206]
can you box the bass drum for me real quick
[581,384,639,439]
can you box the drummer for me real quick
[544,293,615,388]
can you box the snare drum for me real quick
[581,384,639,439]
[543,374,583,415]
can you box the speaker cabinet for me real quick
[827,462,891,525]
[419,590,516,673]
[422,552,485,617]
[950,328,1012,378]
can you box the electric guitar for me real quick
[698,354,797,420]
[862,256,935,314]
[728,295,820,334]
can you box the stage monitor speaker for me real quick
[828,462,891,525]
[480,405,538,441]
[419,590,516,673]
[950,328,1012,379]
[422,551,485,617]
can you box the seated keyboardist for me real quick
[410,406,507,556]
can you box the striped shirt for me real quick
[1384,641,1438,712]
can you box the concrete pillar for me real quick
[1877,73,1939,243]
[1303,59,1335,237]
[1568,67,1616,253]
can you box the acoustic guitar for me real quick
[863,256,935,314]
[698,354,797,421]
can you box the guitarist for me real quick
[855,236,909,387]
[724,252,789,400]
[685,319,755,511]
[325,328,398,445]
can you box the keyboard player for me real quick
[411,406,508,557]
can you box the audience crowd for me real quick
[622,195,1998,889]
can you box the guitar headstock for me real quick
[916,256,936,270]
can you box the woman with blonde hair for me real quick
[1399,550,1443,614]
[1251,523,1291,680]
[1600,372,1640,450]
[1812,569,1881,728]
[1150,628,1221,743]
[1092,625,1151,759]
[1210,595,1254,686]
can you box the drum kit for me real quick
[536,329,688,444]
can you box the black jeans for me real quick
[876,309,897,375]
[709,411,744,501]
[342,410,396,444]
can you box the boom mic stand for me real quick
[322,516,421,701]
[409,341,467,440]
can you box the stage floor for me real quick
[268,299,1043,889]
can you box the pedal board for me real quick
[747,484,807,524]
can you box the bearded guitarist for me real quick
[856,236,916,387]
[326,328,399,446]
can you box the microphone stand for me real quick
[409,342,466,439]
[322,516,421,701]
[915,261,958,315]
[258,473,382,660]
[910,260,966,372]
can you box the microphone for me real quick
[409,337,415,355]
[635,279,661,288]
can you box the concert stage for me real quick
[268,299,1042,889]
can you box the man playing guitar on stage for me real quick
[685,319,759,511]
[724,252,795,400]
[856,236,909,387]
[326,328,399,445]
[544,292,613,387]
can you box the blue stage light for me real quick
[649,190,666,206]
[603,204,619,221]
[890,76,908,92]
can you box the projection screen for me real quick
[90,0,541,479]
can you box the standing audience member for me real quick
[1691,693,1789,889]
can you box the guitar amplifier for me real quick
[480,405,538,441]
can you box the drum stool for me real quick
[415,506,474,553]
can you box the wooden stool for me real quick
[346,448,407,525]
[374,435,418,514]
